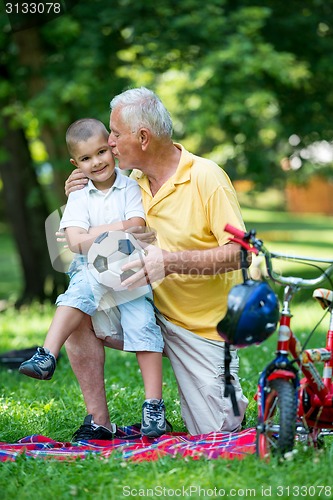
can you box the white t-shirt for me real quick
[60,168,145,231]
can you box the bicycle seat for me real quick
[313,288,333,310]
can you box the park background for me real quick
[1,1,333,498]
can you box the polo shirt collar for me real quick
[172,143,193,184]
[133,143,193,191]
[87,167,126,192]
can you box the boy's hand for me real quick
[65,168,88,197]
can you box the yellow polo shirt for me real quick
[131,144,245,341]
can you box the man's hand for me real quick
[65,168,88,197]
[121,244,167,289]
[55,231,68,249]
[125,226,157,248]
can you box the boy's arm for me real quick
[87,217,145,238]
[65,217,145,254]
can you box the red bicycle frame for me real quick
[224,223,333,455]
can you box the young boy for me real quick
[19,118,166,438]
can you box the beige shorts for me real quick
[97,307,248,435]
[156,313,248,435]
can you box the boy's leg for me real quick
[19,264,98,379]
[18,306,84,380]
[55,263,103,358]
[44,306,85,358]
[136,350,166,437]
[117,293,164,398]
[136,351,163,399]
[118,293,166,437]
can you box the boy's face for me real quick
[70,133,115,189]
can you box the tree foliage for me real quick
[3,0,333,182]
[1,0,333,302]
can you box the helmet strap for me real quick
[223,342,240,417]
[240,246,250,283]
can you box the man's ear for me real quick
[70,158,78,167]
[139,128,150,150]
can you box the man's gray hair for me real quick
[110,87,173,138]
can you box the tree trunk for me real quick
[0,116,67,306]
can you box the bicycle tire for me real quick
[256,378,297,460]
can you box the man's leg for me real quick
[64,314,112,429]
[158,316,248,435]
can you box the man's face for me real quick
[108,108,141,170]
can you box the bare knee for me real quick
[65,314,94,355]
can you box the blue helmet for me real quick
[217,280,280,347]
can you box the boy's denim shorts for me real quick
[56,258,164,353]
[56,259,100,316]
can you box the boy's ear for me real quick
[70,158,77,167]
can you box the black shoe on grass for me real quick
[72,414,116,441]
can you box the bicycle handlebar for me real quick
[225,224,333,289]
[224,224,247,240]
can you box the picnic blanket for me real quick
[0,426,256,462]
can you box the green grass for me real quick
[1,208,333,499]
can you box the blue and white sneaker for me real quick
[141,399,166,438]
[18,347,56,380]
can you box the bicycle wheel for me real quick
[256,378,297,460]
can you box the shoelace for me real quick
[33,349,51,366]
[144,403,164,423]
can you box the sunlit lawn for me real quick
[0,206,333,499]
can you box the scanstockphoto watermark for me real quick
[122,485,333,498]
[4,0,79,32]
[122,485,257,497]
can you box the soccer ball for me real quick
[87,231,144,291]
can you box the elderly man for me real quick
[64,87,248,439]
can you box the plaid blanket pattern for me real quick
[0,426,256,462]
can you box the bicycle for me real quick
[220,224,333,460]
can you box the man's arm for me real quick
[121,241,245,290]
[165,242,243,275]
